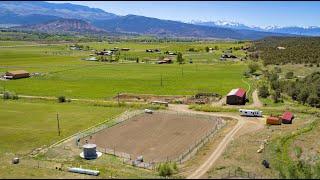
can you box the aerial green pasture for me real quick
[0,41,249,99]
[0,41,38,46]
[1,63,247,99]
[0,99,125,155]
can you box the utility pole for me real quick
[117,92,120,106]
[2,80,5,101]
[57,113,61,136]
[182,65,184,77]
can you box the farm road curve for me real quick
[168,104,264,179]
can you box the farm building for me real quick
[146,49,161,53]
[226,88,246,105]
[165,51,177,55]
[157,57,173,64]
[95,51,113,56]
[146,49,153,52]
[84,57,98,61]
[221,53,237,59]
[5,70,30,79]
[121,48,130,51]
[277,46,286,50]
[266,116,282,125]
[281,111,294,124]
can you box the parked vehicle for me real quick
[239,109,263,117]
[144,109,153,114]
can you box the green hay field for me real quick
[0,99,125,155]
[0,41,249,99]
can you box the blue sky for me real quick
[49,1,320,27]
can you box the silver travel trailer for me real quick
[239,109,263,117]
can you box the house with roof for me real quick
[226,88,247,105]
[5,70,30,79]
[157,57,173,64]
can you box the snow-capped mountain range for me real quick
[191,20,320,36]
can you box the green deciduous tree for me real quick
[285,71,294,79]
[248,62,260,74]
[205,46,209,52]
[258,84,270,98]
[176,52,184,64]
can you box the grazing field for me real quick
[2,63,247,99]
[81,111,222,162]
[0,41,249,99]
[0,41,38,46]
[0,99,125,155]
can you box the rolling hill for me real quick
[14,19,107,35]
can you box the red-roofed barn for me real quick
[281,111,294,124]
[226,88,247,105]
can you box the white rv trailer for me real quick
[239,109,263,117]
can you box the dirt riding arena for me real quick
[81,111,223,163]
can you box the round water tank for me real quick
[83,144,97,160]
[12,157,19,164]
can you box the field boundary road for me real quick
[250,89,263,108]
[0,93,147,105]
[187,120,245,179]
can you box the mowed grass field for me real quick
[0,41,249,99]
[2,63,247,99]
[0,99,125,155]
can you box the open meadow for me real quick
[0,99,125,155]
[0,41,249,99]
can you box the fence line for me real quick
[77,110,143,142]
[169,117,225,164]
[221,169,265,179]
[77,110,226,170]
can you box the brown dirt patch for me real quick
[81,112,221,162]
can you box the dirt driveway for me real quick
[168,104,265,179]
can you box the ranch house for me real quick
[5,70,30,79]
[226,88,246,105]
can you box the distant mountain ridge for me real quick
[15,19,107,35]
[0,1,118,21]
[192,20,320,36]
[93,15,292,40]
[0,1,300,40]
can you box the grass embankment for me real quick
[267,115,320,178]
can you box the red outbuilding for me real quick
[281,111,294,124]
[226,88,247,105]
